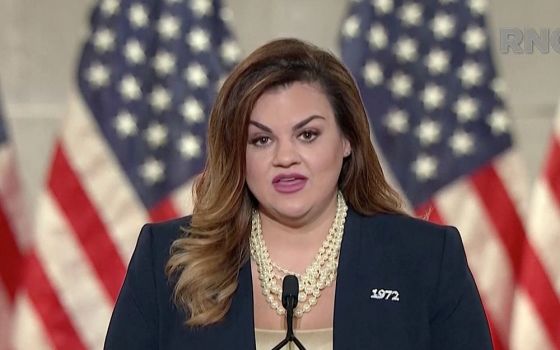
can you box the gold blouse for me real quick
[255,328,333,350]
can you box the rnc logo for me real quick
[499,28,560,54]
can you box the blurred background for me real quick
[1,0,560,211]
[0,0,559,349]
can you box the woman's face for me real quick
[245,81,351,222]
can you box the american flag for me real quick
[11,0,240,348]
[511,102,560,349]
[340,0,560,349]
[0,93,28,350]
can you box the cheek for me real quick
[314,139,344,162]
[245,153,266,188]
[306,145,344,177]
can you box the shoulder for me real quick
[128,216,193,284]
[105,216,193,347]
[136,215,192,255]
[142,215,192,239]
[351,210,461,253]
[345,210,467,286]
[143,215,192,237]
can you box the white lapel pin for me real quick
[370,288,400,301]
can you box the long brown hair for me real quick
[166,38,403,326]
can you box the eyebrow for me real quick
[248,115,325,133]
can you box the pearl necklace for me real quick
[249,191,348,318]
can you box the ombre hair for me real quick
[166,38,403,326]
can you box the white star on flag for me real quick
[144,123,169,148]
[411,154,438,181]
[421,84,446,110]
[458,61,484,87]
[398,3,423,26]
[454,95,479,122]
[113,111,138,138]
[129,4,148,28]
[93,28,115,52]
[124,40,146,64]
[487,108,510,135]
[185,63,209,88]
[372,0,394,14]
[367,24,388,49]
[181,97,204,123]
[139,157,165,184]
[221,40,241,64]
[158,15,181,40]
[425,48,450,74]
[491,78,508,97]
[416,119,442,145]
[468,0,488,15]
[119,75,142,100]
[86,63,110,88]
[363,60,384,86]
[389,72,413,98]
[431,13,456,39]
[191,0,212,17]
[463,26,487,52]
[394,36,419,62]
[178,133,202,158]
[449,129,475,156]
[384,109,409,134]
[101,0,120,16]
[342,15,361,38]
[149,86,172,112]
[153,51,176,76]
[187,27,211,52]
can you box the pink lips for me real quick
[272,173,308,193]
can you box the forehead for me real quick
[249,81,335,124]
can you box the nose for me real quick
[272,138,300,168]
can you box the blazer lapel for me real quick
[333,207,363,349]
[228,257,256,349]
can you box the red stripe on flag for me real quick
[487,316,506,350]
[414,200,444,224]
[519,245,560,347]
[48,144,125,301]
[545,137,560,205]
[149,197,179,223]
[0,203,22,302]
[471,164,560,348]
[24,253,87,350]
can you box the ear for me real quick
[342,138,351,158]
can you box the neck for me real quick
[255,191,340,274]
[258,191,338,247]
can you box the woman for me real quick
[105,38,492,349]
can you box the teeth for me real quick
[280,177,297,182]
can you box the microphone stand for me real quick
[271,275,306,350]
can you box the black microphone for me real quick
[282,274,299,310]
[271,275,306,350]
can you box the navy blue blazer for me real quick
[105,208,492,349]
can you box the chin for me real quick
[277,207,309,219]
[267,201,310,220]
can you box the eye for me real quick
[250,136,271,147]
[299,130,319,142]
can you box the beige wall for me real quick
[1,0,559,213]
